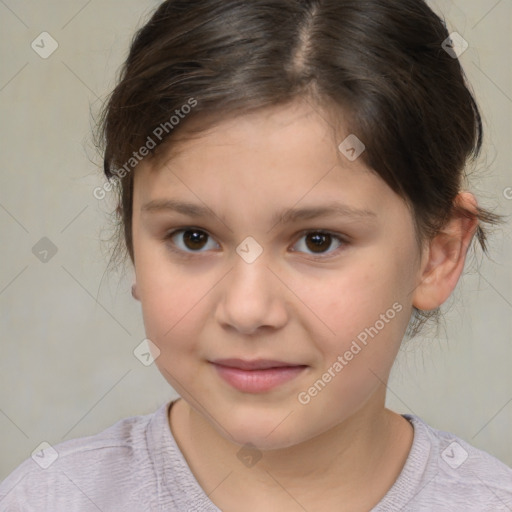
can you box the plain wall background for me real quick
[0,0,511,480]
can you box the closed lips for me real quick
[210,359,308,393]
[211,359,307,370]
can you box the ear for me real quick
[131,284,140,301]
[412,192,479,311]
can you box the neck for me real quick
[169,393,413,510]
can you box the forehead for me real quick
[147,99,342,166]
[132,99,404,224]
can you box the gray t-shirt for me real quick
[1,400,511,511]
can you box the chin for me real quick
[209,404,311,451]
[226,425,302,451]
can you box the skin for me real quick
[131,98,478,511]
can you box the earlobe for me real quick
[132,284,140,301]
[412,192,479,311]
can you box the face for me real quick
[132,99,422,450]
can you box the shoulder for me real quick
[0,403,169,512]
[404,414,512,511]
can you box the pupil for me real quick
[184,230,207,250]
[306,233,331,253]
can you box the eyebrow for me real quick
[141,199,377,225]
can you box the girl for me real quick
[1,0,511,510]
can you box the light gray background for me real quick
[0,0,511,480]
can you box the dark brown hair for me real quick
[98,0,503,336]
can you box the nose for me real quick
[215,255,288,336]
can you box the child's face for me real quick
[132,99,422,449]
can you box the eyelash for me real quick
[162,227,348,260]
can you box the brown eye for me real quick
[166,228,219,253]
[292,231,344,258]
[182,230,208,250]
[305,232,332,253]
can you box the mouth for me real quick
[210,358,308,393]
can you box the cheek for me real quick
[139,283,208,390]
[136,246,221,361]
[140,280,201,349]
[294,255,410,374]
[298,260,398,335]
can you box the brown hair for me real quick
[98,0,503,336]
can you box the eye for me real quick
[164,228,347,259]
[291,231,345,258]
[165,228,220,254]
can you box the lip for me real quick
[211,359,308,393]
